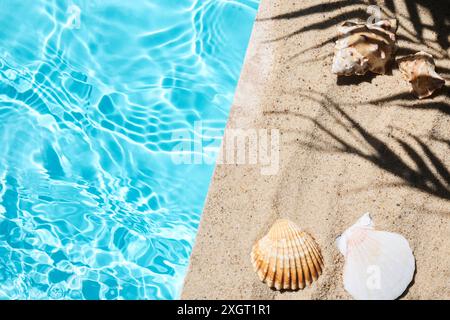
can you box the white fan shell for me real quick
[336,213,415,300]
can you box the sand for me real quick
[182,0,450,300]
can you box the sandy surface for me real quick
[182,0,450,299]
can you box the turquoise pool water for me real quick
[0,0,258,299]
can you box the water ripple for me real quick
[0,0,258,299]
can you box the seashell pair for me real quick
[332,19,446,98]
[337,213,415,300]
[251,214,415,300]
[397,51,445,99]
[332,19,398,76]
[251,219,324,290]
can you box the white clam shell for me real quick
[337,213,415,300]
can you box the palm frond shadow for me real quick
[286,37,336,62]
[268,93,450,201]
[406,0,450,52]
[262,0,450,62]
[364,86,450,115]
[266,8,367,43]
[258,0,364,21]
[430,136,450,150]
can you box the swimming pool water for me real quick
[0,0,259,299]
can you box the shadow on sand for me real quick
[260,0,450,63]
[265,91,450,201]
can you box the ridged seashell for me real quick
[397,51,445,99]
[332,19,397,76]
[251,219,324,290]
[336,213,415,300]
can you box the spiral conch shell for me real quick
[251,219,324,290]
[332,19,397,76]
[397,51,445,99]
[336,213,415,300]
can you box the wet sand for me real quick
[182,0,450,299]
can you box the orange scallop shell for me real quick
[251,219,324,290]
